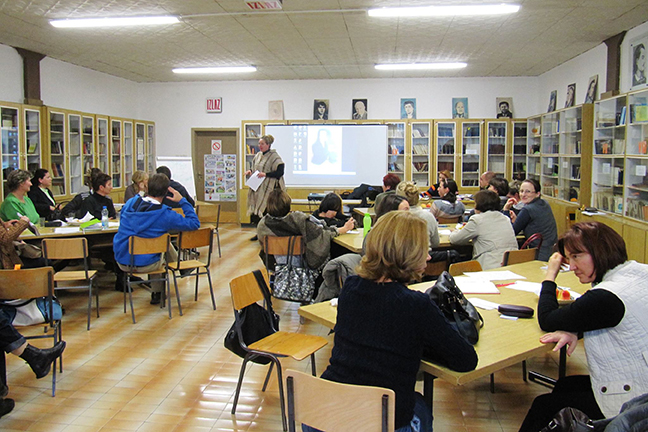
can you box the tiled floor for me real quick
[1,225,589,432]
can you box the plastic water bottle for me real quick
[363,213,372,237]
[101,206,109,229]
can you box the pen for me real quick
[496,282,515,288]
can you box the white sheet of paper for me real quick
[108,221,120,228]
[438,229,452,235]
[468,298,500,310]
[245,171,265,192]
[463,270,526,281]
[54,227,81,234]
[453,276,500,294]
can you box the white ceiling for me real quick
[0,0,647,83]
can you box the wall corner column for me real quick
[13,47,46,106]
[602,32,626,98]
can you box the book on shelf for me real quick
[632,103,648,122]
[27,141,38,154]
[412,144,428,155]
[619,106,626,126]
[246,128,258,138]
[50,141,63,155]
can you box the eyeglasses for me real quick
[520,189,536,194]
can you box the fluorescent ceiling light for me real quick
[368,4,520,17]
[375,63,467,71]
[50,16,179,28]
[172,66,257,74]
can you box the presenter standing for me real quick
[245,135,285,240]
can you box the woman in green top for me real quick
[0,170,40,223]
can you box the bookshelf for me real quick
[625,88,648,221]
[512,120,527,181]
[1,103,20,199]
[460,121,483,189]
[68,113,83,195]
[410,121,431,187]
[111,119,122,189]
[123,120,133,186]
[435,121,456,181]
[23,106,42,175]
[386,121,406,177]
[135,122,145,171]
[48,109,66,196]
[526,115,542,182]
[82,115,94,183]
[244,123,262,174]
[97,116,109,175]
[147,123,156,174]
[485,119,508,178]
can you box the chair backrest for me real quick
[425,260,449,277]
[0,267,54,300]
[128,233,170,256]
[42,237,89,260]
[286,369,395,432]
[229,269,271,311]
[196,204,221,228]
[178,227,213,250]
[520,232,543,250]
[438,215,461,224]
[172,207,185,216]
[449,260,483,276]
[502,248,538,266]
[261,236,304,256]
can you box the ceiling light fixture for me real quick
[50,16,179,28]
[375,63,467,71]
[368,4,520,17]
[172,66,257,74]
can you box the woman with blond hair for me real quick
[303,211,477,432]
[397,181,439,248]
[123,170,149,202]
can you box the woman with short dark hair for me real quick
[312,193,347,228]
[430,178,465,220]
[0,170,40,223]
[519,222,648,431]
[28,169,61,221]
[449,190,518,269]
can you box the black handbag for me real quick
[224,270,280,364]
[426,271,484,344]
[540,407,594,432]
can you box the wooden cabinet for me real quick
[434,120,457,181]
[82,115,95,180]
[625,88,648,222]
[485,119,508,179]
[386,121,406,178]
[0,102,21,199]
[526,114,542,183]
[512,120,527,181]
[96,116,109,176]
[123,120,134,187]
[47,108,67,197]
[67,112,83,195]
[410,121,431,187]
[459,120,483,190]
[23,106,42,175]
[110,118,123,189]
[146,122,156,174]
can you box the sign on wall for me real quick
[206,97,222,113]
[204,154,236,202]
[211,139,222,154]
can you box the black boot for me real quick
[150,292,161,305]
[0,398,14,418]
[19,342,66,379]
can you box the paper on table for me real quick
[438,229,452,235]
[506,281,574,297]
[245,171,264,192]
[454,276,500,294]
[346,229,360,234]
[463,270,526,281]
[54,227,81,234]
[468,298,500,310]
[108,221,119,228]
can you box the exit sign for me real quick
[206,97,222,113]
[245,1,282,10]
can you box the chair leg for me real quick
[87,281,93,331]
[166,275,173,319]
[490,373,495,393]
[127,277,136,324]
[216,230,221,258]
[206,270,216,310]
[232,356,252,415]
[262,362,274,392]
[123,274,128,314]
[194,271,200,301]
[310,353,317,376]
[274,358,288,432]
[522,360,527,382]
[173,272,182,317]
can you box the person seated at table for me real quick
[430,178,464,220]
[113,173,200,303]
[303,211,477,432]
[507,180,525,215]
[375,194,409,220]
[60,168,101,219]
[257,189,354,273]
[479,171,496,190]
[123,170,149,202]
[312,193,347,228]
[0,309,66,418]
[422,170,451,198]
[487,177,510,210]
[519,222,648,432]
[373,173,401,209]
[156,166,195,208]
[0,216,48,269]
[396,181,439,248]
[0,170,40,224]
[449,190,518,270]
[76,173,116,220]
[27,169,61,221]
[502,178,557,261]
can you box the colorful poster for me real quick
[204,153,237,202]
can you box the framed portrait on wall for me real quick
[313,99,329,120]
[631,38,647,90]
[584,75,598,104]
[400,99,417,119]
[565,83,576,108]
[452,97,468,118]
[268,100,284,120]
[547,90,557,112]
[496,97,513,118]
[352,99,368,119]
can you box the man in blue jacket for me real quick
[113,173,200,304]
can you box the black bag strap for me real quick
[253,269,274,311]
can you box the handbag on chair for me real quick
[273,263,317,303]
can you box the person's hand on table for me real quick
[167,186,183,203]
[540,331,578,356]
[509,210,517,223]
[545,252,566,282]
[338,218,355,235]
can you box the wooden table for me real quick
[333,225,457,254]
[299,261,588,408]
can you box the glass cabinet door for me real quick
[111,119,122,188]
[411,121,430,187]
[486,120,507,178]
[147,124,155,174]
[461,121,482,188]
[625,89,648,221]
[435,121,456,179]
[526,115,542,182]
[386,122,405,177]
[82,115,94,180]
[68,113,83,194]
[135,122,145,171]
[1,105,20,199]
[512,121,527,181]
[97,117,109,175]
[558,106,583,202]
[24,108,41,174]
[49,110,66,196]
[244,123,262,174]
[123,121,133,186]
[540,112,560,198]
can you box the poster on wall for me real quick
[631,36,647,90]
[204,154,237,202]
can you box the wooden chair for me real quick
[229,270,328,431]
[286,369,395,432]
[196,204,221,257]
[520,232,543,250]
[0,267,61,396]
[448,260,482,276]
[124,234,171,323]
[261,235,305,277]
[167,227,216,315]
[42,238,98,330]
[438,215,462,224]
[502,248,539,266]
[172,207,185,216]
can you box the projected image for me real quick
[309,127,341,173]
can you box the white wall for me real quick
[0,44,24,104]
[537,44,607,113]
[141,76,539,157]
